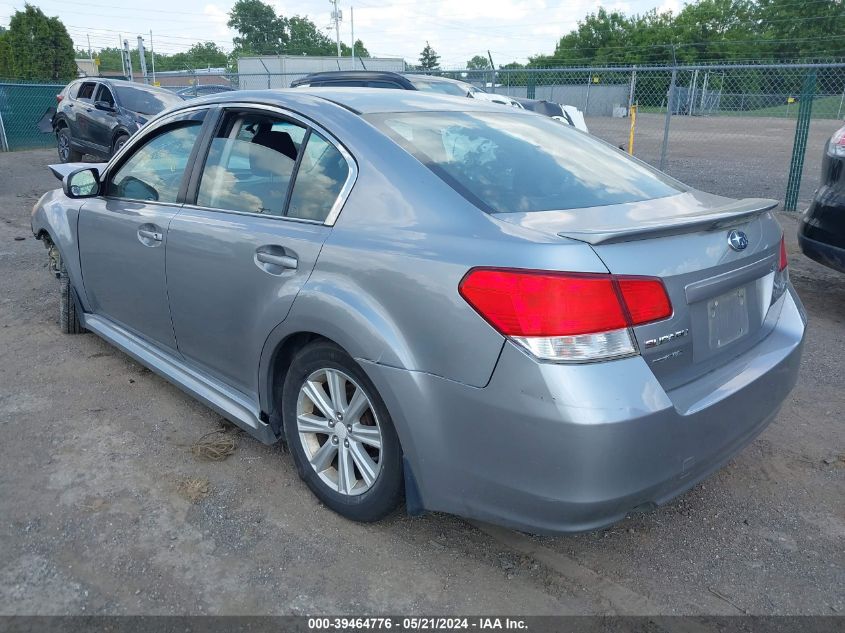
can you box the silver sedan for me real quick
[31,89,806,534]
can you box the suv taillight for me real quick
[459,268,672,362]
[56,94,64,104]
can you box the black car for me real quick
[176,84,235,99]
[798,123,845,273]
[52,78,184,162]
[290,70,478,96]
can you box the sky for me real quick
[0,0,681,68]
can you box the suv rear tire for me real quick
[57,128,83,163]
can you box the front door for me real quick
[78,113,206,352]
[166,108,352,395]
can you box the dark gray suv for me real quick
[53,78,183,162]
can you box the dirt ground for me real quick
[0,147,843,616]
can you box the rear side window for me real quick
[366,111,683,213]
[287,132,350,222]
[197,113,306,216]
[66,82,81,99]
[367,81,403,89]
[76,82,97,101]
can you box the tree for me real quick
[228,0,288,55]
[228,0,370,57]
[466,55,491,70]
[0,4,76,80]
[419,41,440,70]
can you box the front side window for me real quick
[197,113,306,216]
[366,111,683,213]
[108,122,203,203]
[96,84,115,107]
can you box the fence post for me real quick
[659,68,677,172]
[0,110,9,152]
[784,71,817,212]
[527,72,535,100]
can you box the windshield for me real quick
[365,111,683,213]
[409,78,470,97]
[114,85,183,115]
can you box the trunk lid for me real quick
[493,191,786,390]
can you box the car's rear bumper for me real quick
[798,232,845,273]
[362,286,806,534]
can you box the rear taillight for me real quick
[778,235,788,272]
[459,268,672,362]
[829,125,845,157]
[56,94,64,104]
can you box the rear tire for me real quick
[57,128,82,163]
[59,264,85,335]
[282,340,403,522]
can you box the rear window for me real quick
[365,111,683,213]
[114,85,183,115]
[408,78,469,97]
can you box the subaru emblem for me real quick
[727,230,748,251]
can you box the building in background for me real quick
[237,55,405,89]
[74,58,98,78]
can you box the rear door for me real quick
[78,109,208,352]
[165,106,354,395]
[69,81,99,152]
[85,84,118,150]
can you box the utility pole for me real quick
[137,36,148,84]
[150,30,156,85]
[122,38,134,82]
[350,6,355,69]
[330,0,342,59]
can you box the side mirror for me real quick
[63,167,100,199]
[94,100,116,113]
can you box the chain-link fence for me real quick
[2,62,844,209]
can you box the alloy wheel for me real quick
[58,134,69,161]
[296,368,384,496]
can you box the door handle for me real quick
[256,251,297,269]
[138,229,162,241]
[137,225,164,247]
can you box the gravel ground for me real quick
[0,146,843,616]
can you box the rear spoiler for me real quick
[48,163,107,182]
[557,198,779,245]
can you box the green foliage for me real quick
[85,42,230,75]
[466,55,491,70]
[0,4,76,80]
[228,0,369,57]
[419,42,440,70]
[523,0,845,68]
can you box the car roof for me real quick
[293,71,414,87]
[182,87,529,115]
[93,78,177,95]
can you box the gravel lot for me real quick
[0,143,843,616]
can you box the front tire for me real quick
[282,341,403,522]
[59,264,85,334]
[57,128,82,163]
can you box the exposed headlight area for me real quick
[459,268,672,362]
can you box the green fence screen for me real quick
[0,81,64,151]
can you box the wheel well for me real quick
[55,119,67,131]
[266,332,330,433]
[112,130,129,147]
